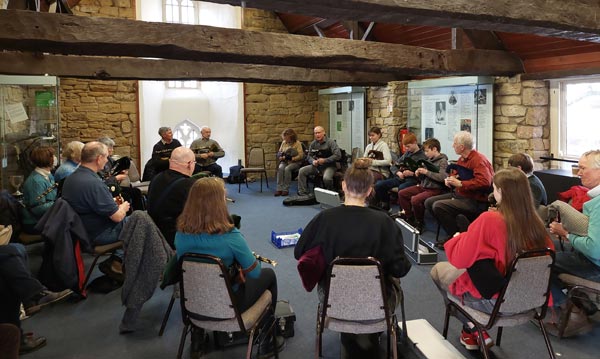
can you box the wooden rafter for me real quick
[200,0,600,43]
[0,10,524,77]
[0,52,407,85]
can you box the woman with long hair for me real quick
[175,177,281,357]
[430,167,553,351]
[275,128,304,197]
[21,146,57,234]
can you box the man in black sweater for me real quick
[151,127,182,177]
[146,147,196,248]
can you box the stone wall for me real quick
[59,0,139,162]
[242,9,319,176]
[493,75,550,170]
[366,82,408,154]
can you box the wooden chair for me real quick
[316,257,404,359]
[176,253,276,359]
[443,249,556,359]
[239,147,269,193]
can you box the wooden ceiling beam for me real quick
[201,0,600,43]
[0,52,407,85]
[0,10,523,76]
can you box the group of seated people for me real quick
[3,123,600,358]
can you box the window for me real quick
[551,77,600,160]
[163,0,199,89]
[173,119,201,148]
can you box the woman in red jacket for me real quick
[430,167,553,351]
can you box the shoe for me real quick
[99,258,124,283]
[258,335,285,358]
[274,191,282,197]
[24,289,72,316]
[460,329,493,351]
[281,191,289,196]
[19,333,47,354]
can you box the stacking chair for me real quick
[239,147,269,193]
[556,273,600,338]
[80,240,124,289]
[442,249,556,359]
[316,257,404,359]
[176,253,276,359]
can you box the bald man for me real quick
[146,147,197,248]
[297,126,341,196]
[189,126,225,178]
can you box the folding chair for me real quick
[316,257,405,359]
[176,253,276,359]
[443,249,556,359]
[239,148,269,192]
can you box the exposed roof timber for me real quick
[199,0,600,43]
[362,22,375,41]
[462,29,505,50]
[0,52,405,85]
[521,67,600,80]
[0,10,524,76]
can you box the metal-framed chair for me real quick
[316,257,405,359]
[176,253,276,359]
[239,148,269,193]
[556,273,600,338]
[443,248,556,359]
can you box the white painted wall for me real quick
[136,0,244,174]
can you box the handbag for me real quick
[297,245,326,292]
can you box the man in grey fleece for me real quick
[190,126,225,178]
[297,126,341,195]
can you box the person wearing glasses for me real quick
[62,142,131,274]
[146,147,197,249]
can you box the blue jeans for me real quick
[93,220,126,259]
[374,176,417,203]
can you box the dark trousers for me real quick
[234,268,278,312]
[0,244,45,327]
[374,177,417,204]
[398,186,445,222]
[0,323,20,359]
[426,193,488,237]
[194,163,223,178]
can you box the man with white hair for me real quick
[190,126,225,178]
[146,147,196,248]
[425,131,494,246]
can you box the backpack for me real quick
[227,165,245,184]
[0,189,23,243]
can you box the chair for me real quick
[176,253,276,359]
[316,257,404,359]
[556,273,600,338]
[239,147,269,193]
[80,240,124,289]
[442,249,556,359]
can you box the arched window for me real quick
[173,119,201,148]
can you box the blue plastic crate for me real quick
[271,228,303,248]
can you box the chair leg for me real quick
[176,324,189,359]
[260,173,263,192]
[442,304,451,338]
[474,325,491,359]
[538,319,557,359]
[265,172,269,188]
[238,179,241,193]
[389,317,398,359]
[496,326,503,346]
[399,290,408,343]
[558,299,575,338]
[316,304,323,358]
[246,327,256,359]
[81,255,101,289]
[158,293,176,336]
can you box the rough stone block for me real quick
[496,95,521,105]
[516,126,543,139]
[525,107,548,126]
[495,116,509,124]
[494,132,516,140]
[522,88,549,106]
[495,124,518,132]
[98,103,120,113]
[498,83,522,96]
[501,105,526,117]
[246,94,269,103]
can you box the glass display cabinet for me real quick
[0,75,60,194]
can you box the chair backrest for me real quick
[324,257,388,322]
[351,147,363,163]
[493,249,554,316]
[179,253,243,328]
[247,148,265,167]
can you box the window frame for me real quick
[550,75,600,163]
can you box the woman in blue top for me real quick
[175,177,281,357]
[22,146,57,234]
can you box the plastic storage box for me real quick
[271,228,303,248]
